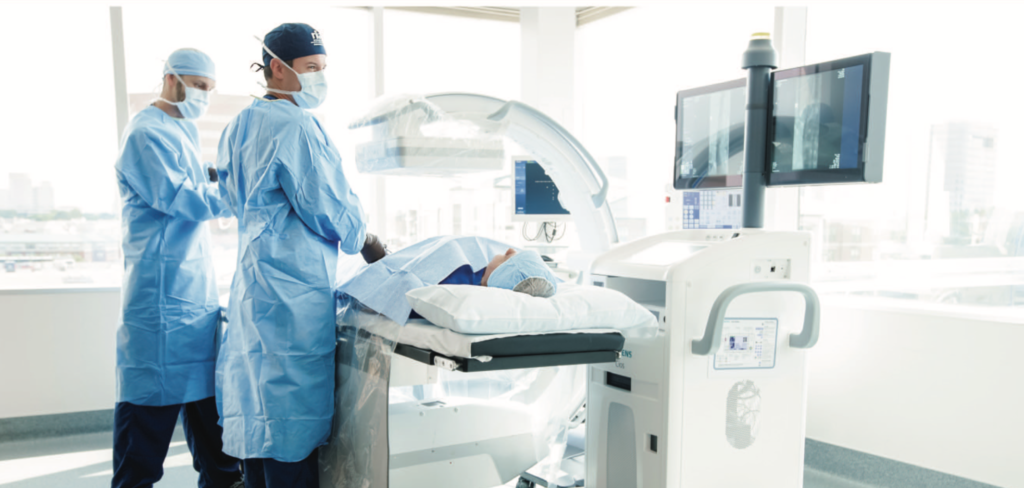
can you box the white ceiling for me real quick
[386,7,631,26]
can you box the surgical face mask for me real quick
[257,37,328,110]
[159,65,211,120]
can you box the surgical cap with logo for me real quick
[164,48,216,81]
[262,23,327,65]
[487,251,559,298]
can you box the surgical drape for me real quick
[335,235,516,325]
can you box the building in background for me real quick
[925,122,998,246]
[824,220,878,262]
[0,174,57,215]
[33,182,54,214]
[0,233,120,264]
[9,174,32,214]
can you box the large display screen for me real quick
[768,53,885,185]
[674,79,746,189]
[513,158,570,222]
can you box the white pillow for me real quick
[405,283,657,335]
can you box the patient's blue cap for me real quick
[164,48,216,81]
[488,251,558,298]
[262,23,327,67]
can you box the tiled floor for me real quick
[0,429,867,488]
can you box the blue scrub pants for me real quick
[242,449,319,488]
[112,397,241,488]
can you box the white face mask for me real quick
[257,37,328,110]
[158,64,210,120]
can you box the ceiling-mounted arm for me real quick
[351,92,619,251]
[421,93,619,251]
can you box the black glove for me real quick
[360,233,387,264]
[207,167,219,183]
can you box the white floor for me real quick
[0,428,867,488]
[0,429,198,488]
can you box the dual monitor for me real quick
[674,52,890,190]
[514,52,892,222]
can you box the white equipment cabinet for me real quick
[586,229,820,487]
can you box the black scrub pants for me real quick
[112,396,241,488]
[242,449,319,488]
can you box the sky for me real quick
[0,6,119,213]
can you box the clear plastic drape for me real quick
[319,296,586,488]
[347,94,509,177]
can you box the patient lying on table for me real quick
[336,235,558,325]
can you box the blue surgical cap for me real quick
[488,251,558,298]
[164,48,216,81]
[262,23,327,67]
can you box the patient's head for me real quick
[481,248,518,286]
[481,248,558,298]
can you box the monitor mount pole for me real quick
[741,33,778,229]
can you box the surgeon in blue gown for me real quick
[113,49,241,488]
[215,24,372,488]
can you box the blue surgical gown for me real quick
[115,105,231,407]
[215,97,367,463]
[336,235,515,325]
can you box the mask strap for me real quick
[158,60,190,106]
[255,35,306,97]
[255,35,302,78]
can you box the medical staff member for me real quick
[215,24,368,487]
[113,49,241,488]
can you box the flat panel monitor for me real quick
[767,52,890,185]
[674,78,746,190]
[512,157,571,222]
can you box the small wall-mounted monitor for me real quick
[512,157,571,222]
[674,78,747,190]
[767,52,890,185]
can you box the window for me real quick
[0,5,373,292]
[120,5,373,293]
[577,5,775,243]
[802,3,1024,309]
[0,4,120,289]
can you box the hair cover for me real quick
[487,250,558,298]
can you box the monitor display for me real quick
[513,158,571,222]
[674,78,746,190]
[767,52,889,185]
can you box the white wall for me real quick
[0,288,120,419]
[520,7,576,131]
[807,298,1024,488]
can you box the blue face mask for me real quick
[258,38,328,110]
[159,65,211,120]
[284,70,327,110]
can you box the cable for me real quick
[540,222,566,243]
[521,222,544,241]
[523,222,567,243]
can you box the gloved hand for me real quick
[360,233,387,264]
